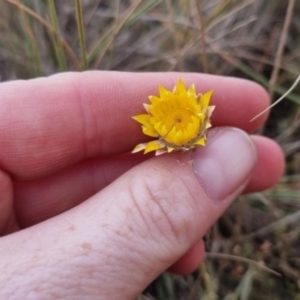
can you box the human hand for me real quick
[0,72,284,299]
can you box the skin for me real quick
[0,72,284,299]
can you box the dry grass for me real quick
[0,0,300,299]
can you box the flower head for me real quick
[132,79,215,155]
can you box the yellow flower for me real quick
[132,79,215,155]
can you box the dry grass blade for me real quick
[165,0,182,70]
[199,263,216,300]
[269,0,296,99]
[92,0,142,69]
[211,47,300,104]
[205,0,234,25]
[195,0,209,73]
[276,108,300,143]
[251,74,300,121]
[14,0,41,76]
[5,0,80,70]
[85,0,102,26]
[206,252,281,277]
[235,269,254,300]
[206,0,256,33]
[244,209,300,239]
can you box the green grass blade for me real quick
[16,0,42,76]
[234,60,300,105]
[219,53,300,105]
[4,0,80,70]
[122,0,162,30]
[47,0,67,71]
[75,0,88,70]
[87,0,162,65]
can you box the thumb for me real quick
[0,127,256,300]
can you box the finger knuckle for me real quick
[126,167,197,245]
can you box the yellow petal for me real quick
[199,90,213,107]
[132,114,151,125]
[143,126,159,137]
[149,95,161,104]
[174,78,187,95]
[144,141,165,154]
[194,137,206,146]
[159,85,170,97]
[187,84,196,96]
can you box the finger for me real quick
[0,72,269,180]
[168,240,205,274]
[169,136,285,275]
[0,127,257,299]
[14,152,146,227]
[243,135,285,193]
[0,170,14,235]
[14,134,283,228]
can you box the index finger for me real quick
[0,71,269,180]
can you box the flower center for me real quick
[152,108,200,146]
[164,109,191,131]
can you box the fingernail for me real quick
[192,127,257,201]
